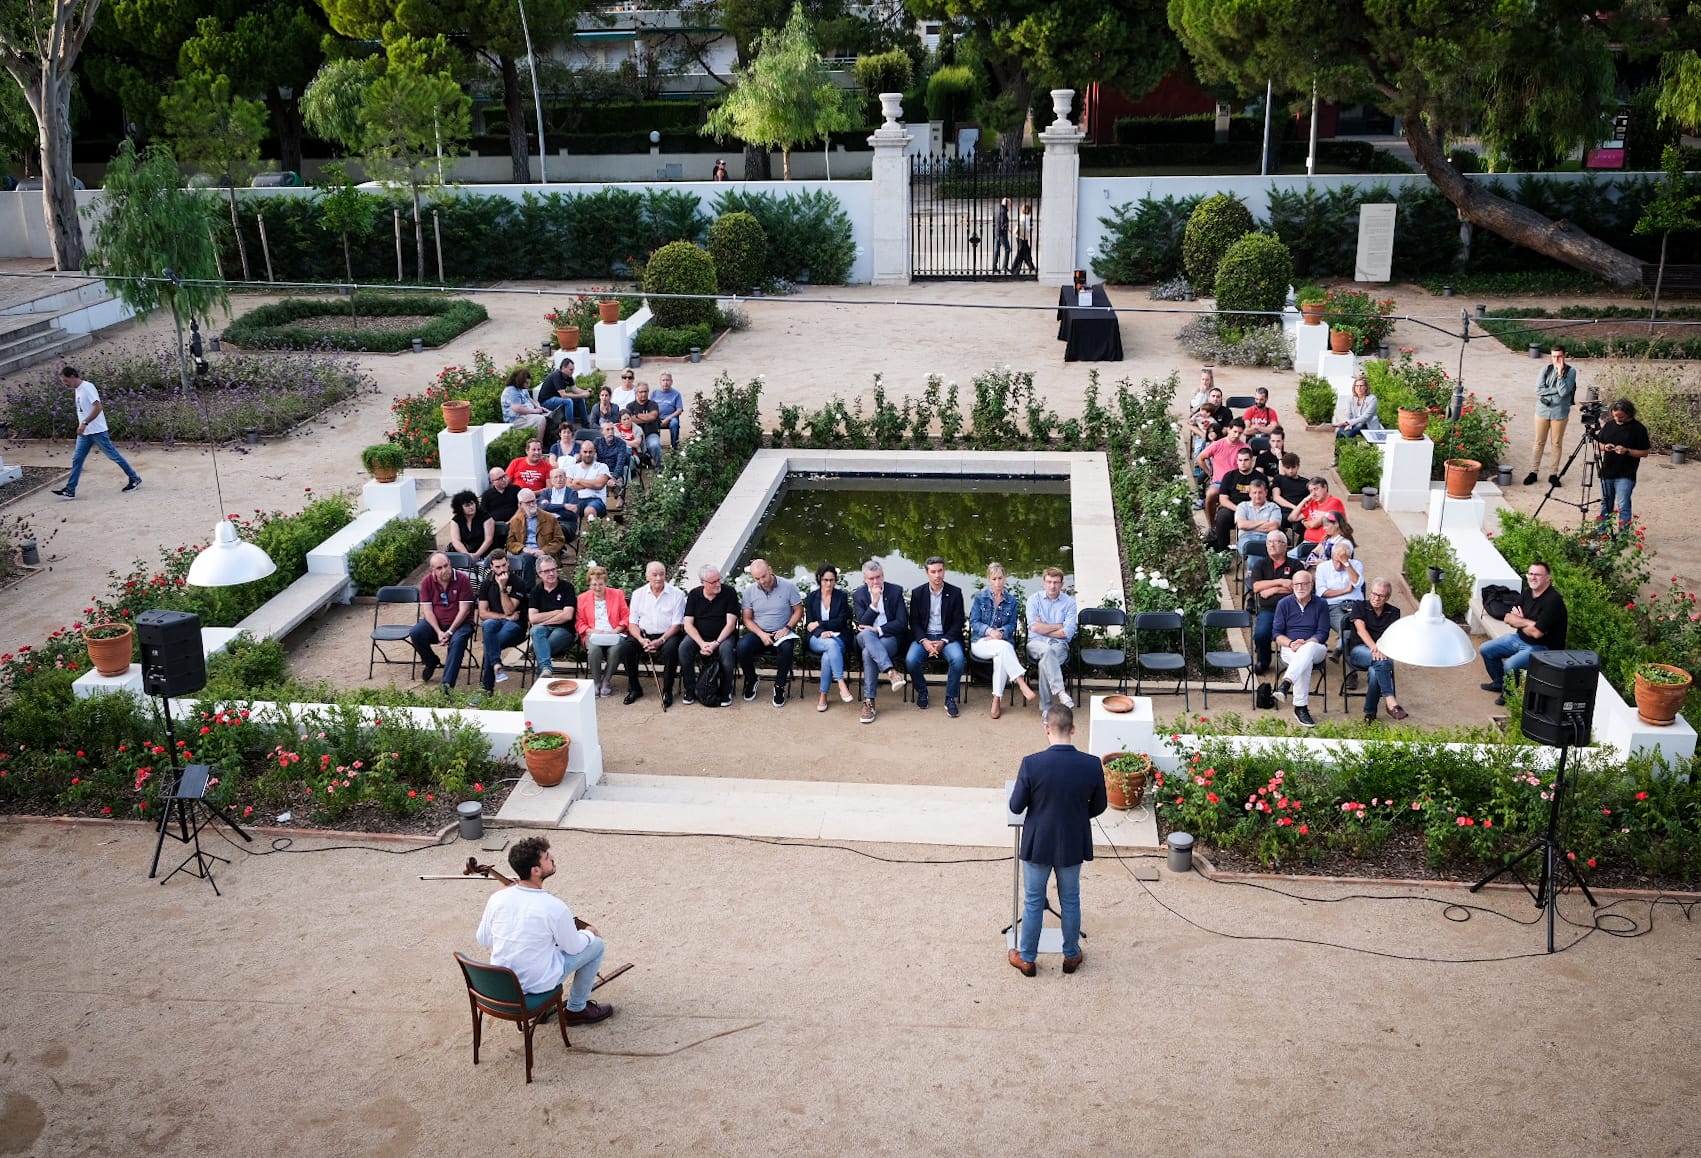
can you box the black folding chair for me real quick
[369,585,421,678]
[1201,609,1255,709]
[1074,607,1129,698]
[1132,610,1188,710]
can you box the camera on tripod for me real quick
[1578,400,1605,431]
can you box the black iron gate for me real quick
[909,152,1042,280]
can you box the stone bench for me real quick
[1438,527,1522,635]
[233,570,351,641]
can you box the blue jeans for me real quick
[810,634,846,693]
[479,619,525,690]
[857,629,900,700]
[1480,632,1546,688]
[542,395,588,429]
[906,639,964,699]
[554,933,605,1013]
[408,619,472,687]
[64,430,140,494]
[1347,643,1396,715]
[1018,860,1082,962]
[530,624,574,675]
[640,431,663,467]
[662,413,681,447]
[1598,476,1635,527]
[1253,609,1276,669]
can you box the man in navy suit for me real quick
[1006,704,1108,976]
[852,559,908,725]
[905,555,967,717]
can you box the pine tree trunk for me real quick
[228,186,252,281]
[38,72,85,271]
[411,180,425,280]
[267,92,304,176]
[742,144,769,181]
[501,55,532,183]
[1649,230,1668,334]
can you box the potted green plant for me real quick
[1631,662,1693,726]
[1321,287,1396,355]
[512,723,571,788]
[361,443,406,483]
[1101,751,1153,811]
[83,621,134,677]
[1296,283,1327,325]
[545,307,579,351]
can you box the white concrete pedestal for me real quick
[593,320,631,373]
[73,663,144,700]
[1318,350,1359,424]
[362,477,418,519]
[1426,489,1488,532]
[438,424,505,503]
[866,95,913,286]
[1037,90,1085,287]
[1295,323,1329,380]
[0,451,19,485]
[1379,435,1434,512]
[521,679,605,786]
[1087,695,1156,759]
[1593,675,1697,766]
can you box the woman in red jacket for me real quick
[576,564,631,697]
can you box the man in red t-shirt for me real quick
[1293,477,1346,559]
[1242,386,1279,438]
[1195,418,1249,522]
[507,440,551,492]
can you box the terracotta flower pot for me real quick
[370,463,399,483]
[440,399,471,433]
[554,325,579,350]
[1397,407,1430,441]
[1101,751,1151,811]
[1300,302,1325,326]
[1328,329,1353,354]
[1633,664,1693,726]
[1443,458,1481,499]
[598,300,621,325]
[522,732,571,788]
[83,622,134,677]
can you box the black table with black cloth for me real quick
[1055,284,1123,362]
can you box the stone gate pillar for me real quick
[867,93,912,286]
[1038,89,1084,287]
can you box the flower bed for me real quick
[1478,306,1701,359]
[1368,351,1509,473]
[220,293,488,353]
[0,346,376,443]
[385,349,567,468]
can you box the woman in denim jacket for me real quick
[969,562,1037,719]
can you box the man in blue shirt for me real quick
[592,420,634,497]
[652,372,686,450]
[1025,566,1077,712]
[1271,569,1329,728]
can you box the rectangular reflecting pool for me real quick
[736,476,1074,593]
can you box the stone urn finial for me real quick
[879,92,904,129]
[1050,89,1075,131]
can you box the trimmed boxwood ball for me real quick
[706,212,767,296]
[643,240,718,328]
[1182,193,1255,292]
[1213,232,1294,327]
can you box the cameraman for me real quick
[1525,348,1576,486]
[1594,398,1650,531]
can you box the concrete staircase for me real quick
[0,275,133,379]
[0,313,90,379]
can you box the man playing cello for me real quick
[474,836,614,1025]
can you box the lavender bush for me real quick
[0,343,377,443]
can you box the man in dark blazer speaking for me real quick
[1007,704,1108,976]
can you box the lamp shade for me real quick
[1376,591,1476,668]
[186,520,277,588]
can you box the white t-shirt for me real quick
[74,380,107,435]
[566,459,611,498]
[611,384,636,409]
[474,883,589,994]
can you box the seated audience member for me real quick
[803,564,855,711]
[969,562,1036,719]
[1025,565,1077,712]
[507,439,552,493]
[1479,561,1568,706]
[527,557,577,680]
[588,385,622,430]
[1234,477,1285,560]
[448,490,498,575]
[1272,570,1329,728]
[481,467,521,529]
[611,370,637,410]
[537,467,579,528]
[1292,476,1346,560]
[1186,367,1216,412]
[592,421,634,496]
[548,429,584,465]
[737,558,803,708]
[410,552,475,691]
[1313,511,1355,565]
[1210,445,1265,550]
[477,554,529,692]
[679,565,740,708]
[616,411,642,459]
[1270,452,1310,525]
[1254,427,1287,478]
[618,561,686,705]
[565,440,613,524]
[652,372,685,448]
[537,358,589,429]
[1196,418,1249,518]
[1243,386,1279,439]
[505,489,566,585]
[575,565,630,697]
[1248,532,1300,673]
[625,382,665,468]
[1312,538,1365,651]
[852,560,909,724]
[905,555,967,717]
[1348,578,1408,722]
[1334,374,1382,439]
[500,368,548,435]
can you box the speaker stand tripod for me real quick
[146,694,252,894]
[1535,427,1601,525]
[1468,737,1598,952]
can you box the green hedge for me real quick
[1478,306,1701,359]
[643,241,717,327]
[1401,534,1475,621]
[709,188,855,285]
[347,517,435,596]
[634,322,713,356]
[221,294,487,352]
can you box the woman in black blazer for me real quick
[803,564,854,711]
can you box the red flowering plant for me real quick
[386,348,555,468]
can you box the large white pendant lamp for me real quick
[1377,569,1477,668]
[186,520,278,587]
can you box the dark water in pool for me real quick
[736,476,1074,594]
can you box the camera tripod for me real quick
[1535,424,1601,524]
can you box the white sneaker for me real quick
[1058,691,1075,709]
[493,664,508,683]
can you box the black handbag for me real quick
[1480,584,1520,620]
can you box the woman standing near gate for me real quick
[1011,202,1036,275]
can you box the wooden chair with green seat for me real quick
[452,951,570,1083]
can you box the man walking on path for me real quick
[52,366,141,499]
[1007,704,1107,977]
